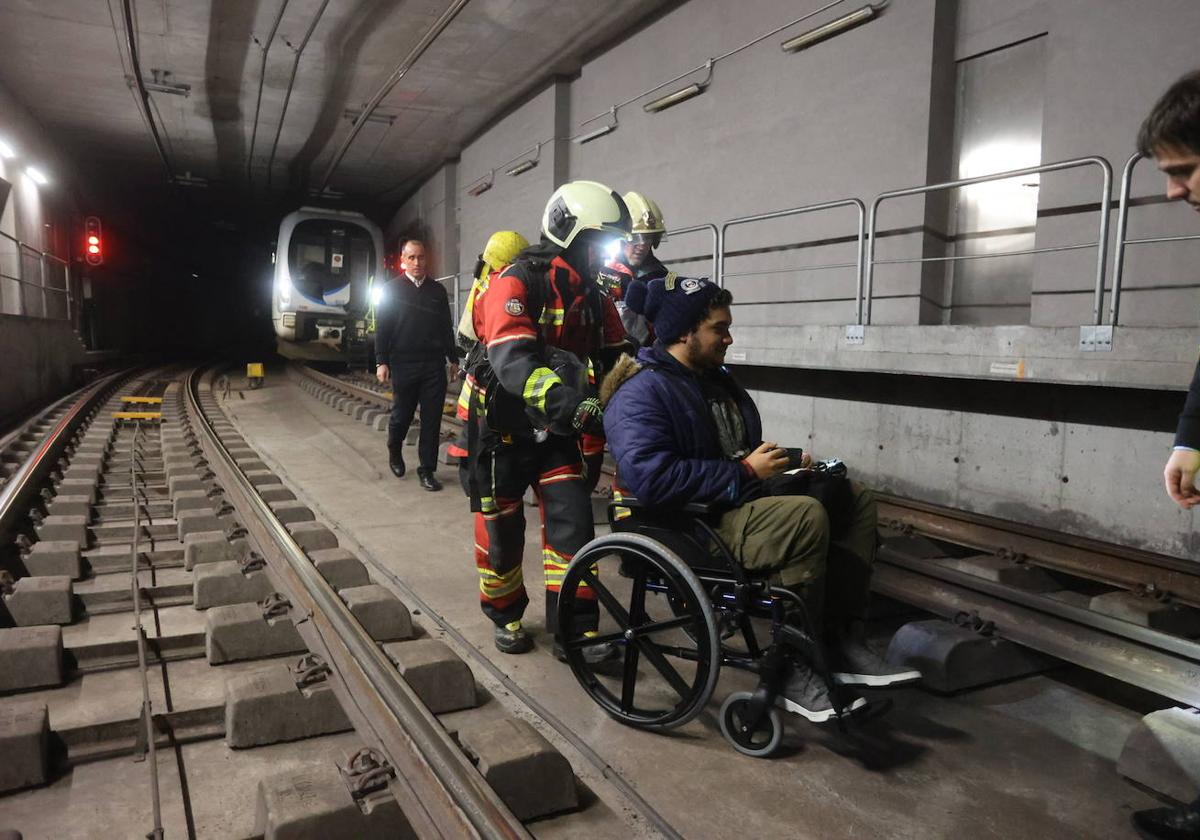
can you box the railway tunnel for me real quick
[1,1,1200,838]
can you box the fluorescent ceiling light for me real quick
[781,4,877,52]
[644,83,705,114]
[0,139,14,159]
[467,174,493,197]
[25,166,48,185]
[574,123,616,145]
[505,159,538,177]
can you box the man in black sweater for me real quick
[1131,69,1200,840]
[375,239,460,491]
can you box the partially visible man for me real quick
[375,238,459,492]
[1132,68,1200,840]
[600,191,670,346]
[602,276,918,722]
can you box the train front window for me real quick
[288,219,376,301]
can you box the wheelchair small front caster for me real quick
[719,691,784,758]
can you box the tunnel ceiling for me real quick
[0,0,671,217]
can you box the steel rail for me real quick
[872,562,1200,708]
[184,367,527,840]
[876,495,1200,606]
[0,372,127,544]
[128,421,165,839]
[878,547,1200,664]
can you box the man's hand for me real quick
[743,442,791,480]
[376,363,390,385]
[448,362,460,382]
[571,397,604,436]
[1164,448,1200,508]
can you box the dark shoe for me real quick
[554,634,620,666]
[389,453,405,478]
[777,662,866,723]
[1132,801,1200,840]
[494,621,534,654]
[417,469,442,492]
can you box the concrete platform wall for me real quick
[0,314,87,423]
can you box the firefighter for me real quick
[599,191,670,346]
[468,180,632,656]
[447,230,530,485]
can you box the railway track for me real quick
[0,365,663,839]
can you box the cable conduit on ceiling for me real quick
[313,0,471,195]
[120,0,174,178]
[247,0,291,186]
[266,0,329,192]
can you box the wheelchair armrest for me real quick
[609,495,718,516]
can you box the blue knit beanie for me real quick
[643,275,720,342]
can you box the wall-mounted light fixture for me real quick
[644,59,713,114]
[0,138,15,159]
[781,3,881,53]
[468,169,495,196]
[505,143,541,176]
[25,166,48,185]
[574,107,618,145]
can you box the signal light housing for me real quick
[84,216,103,266]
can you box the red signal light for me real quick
[84,216,103,266]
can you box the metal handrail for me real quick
[1110,151,1200,327]
[864,156,1113,325]
[720,198,866,322]
[0,228,72,319]
[663,222,721,284]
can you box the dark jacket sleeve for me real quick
[440,282,461,364]
[604,372,754,509]
[374,283,395,364]
[1176,357,1200,448]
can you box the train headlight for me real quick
[370,285,384,307]
[279,274,292,304]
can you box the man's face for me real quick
[400,241,427,278]
[623,233,660,268]
[683,305,733,370]
[1153,143,1200,212]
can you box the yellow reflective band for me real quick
[538,306,565,327]
[522,367,562,413]
[479,566,524,599]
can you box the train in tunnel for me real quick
[271,206,384,363]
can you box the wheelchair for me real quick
[556,495,845,757]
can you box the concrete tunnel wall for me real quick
[387,0,1200,559]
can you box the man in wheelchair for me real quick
[600,275,919,722]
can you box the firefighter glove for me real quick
[571,397,604,436]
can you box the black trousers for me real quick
[387,359,446,472]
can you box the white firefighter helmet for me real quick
[541,180,632,249]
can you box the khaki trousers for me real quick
[710,483,878,624]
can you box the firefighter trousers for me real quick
[472,434,599,635]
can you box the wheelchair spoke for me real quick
[633,636,693,699]
[620,639,641,713]
[579,568,634,632]
[628,614,698,637]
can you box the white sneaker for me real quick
[832,638,921,687]
[777,664,867,722]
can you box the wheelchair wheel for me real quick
[558,532,721,730]
[719,691,784,758]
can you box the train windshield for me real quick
[287,219,376,302]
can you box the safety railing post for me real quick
[1110,152,1142,328]
[1092,157,1114,326]
[39,254,49,320]
[662,223,720,285]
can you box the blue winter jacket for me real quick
[602,345,764,509]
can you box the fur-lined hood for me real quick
[600,352,642,406]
